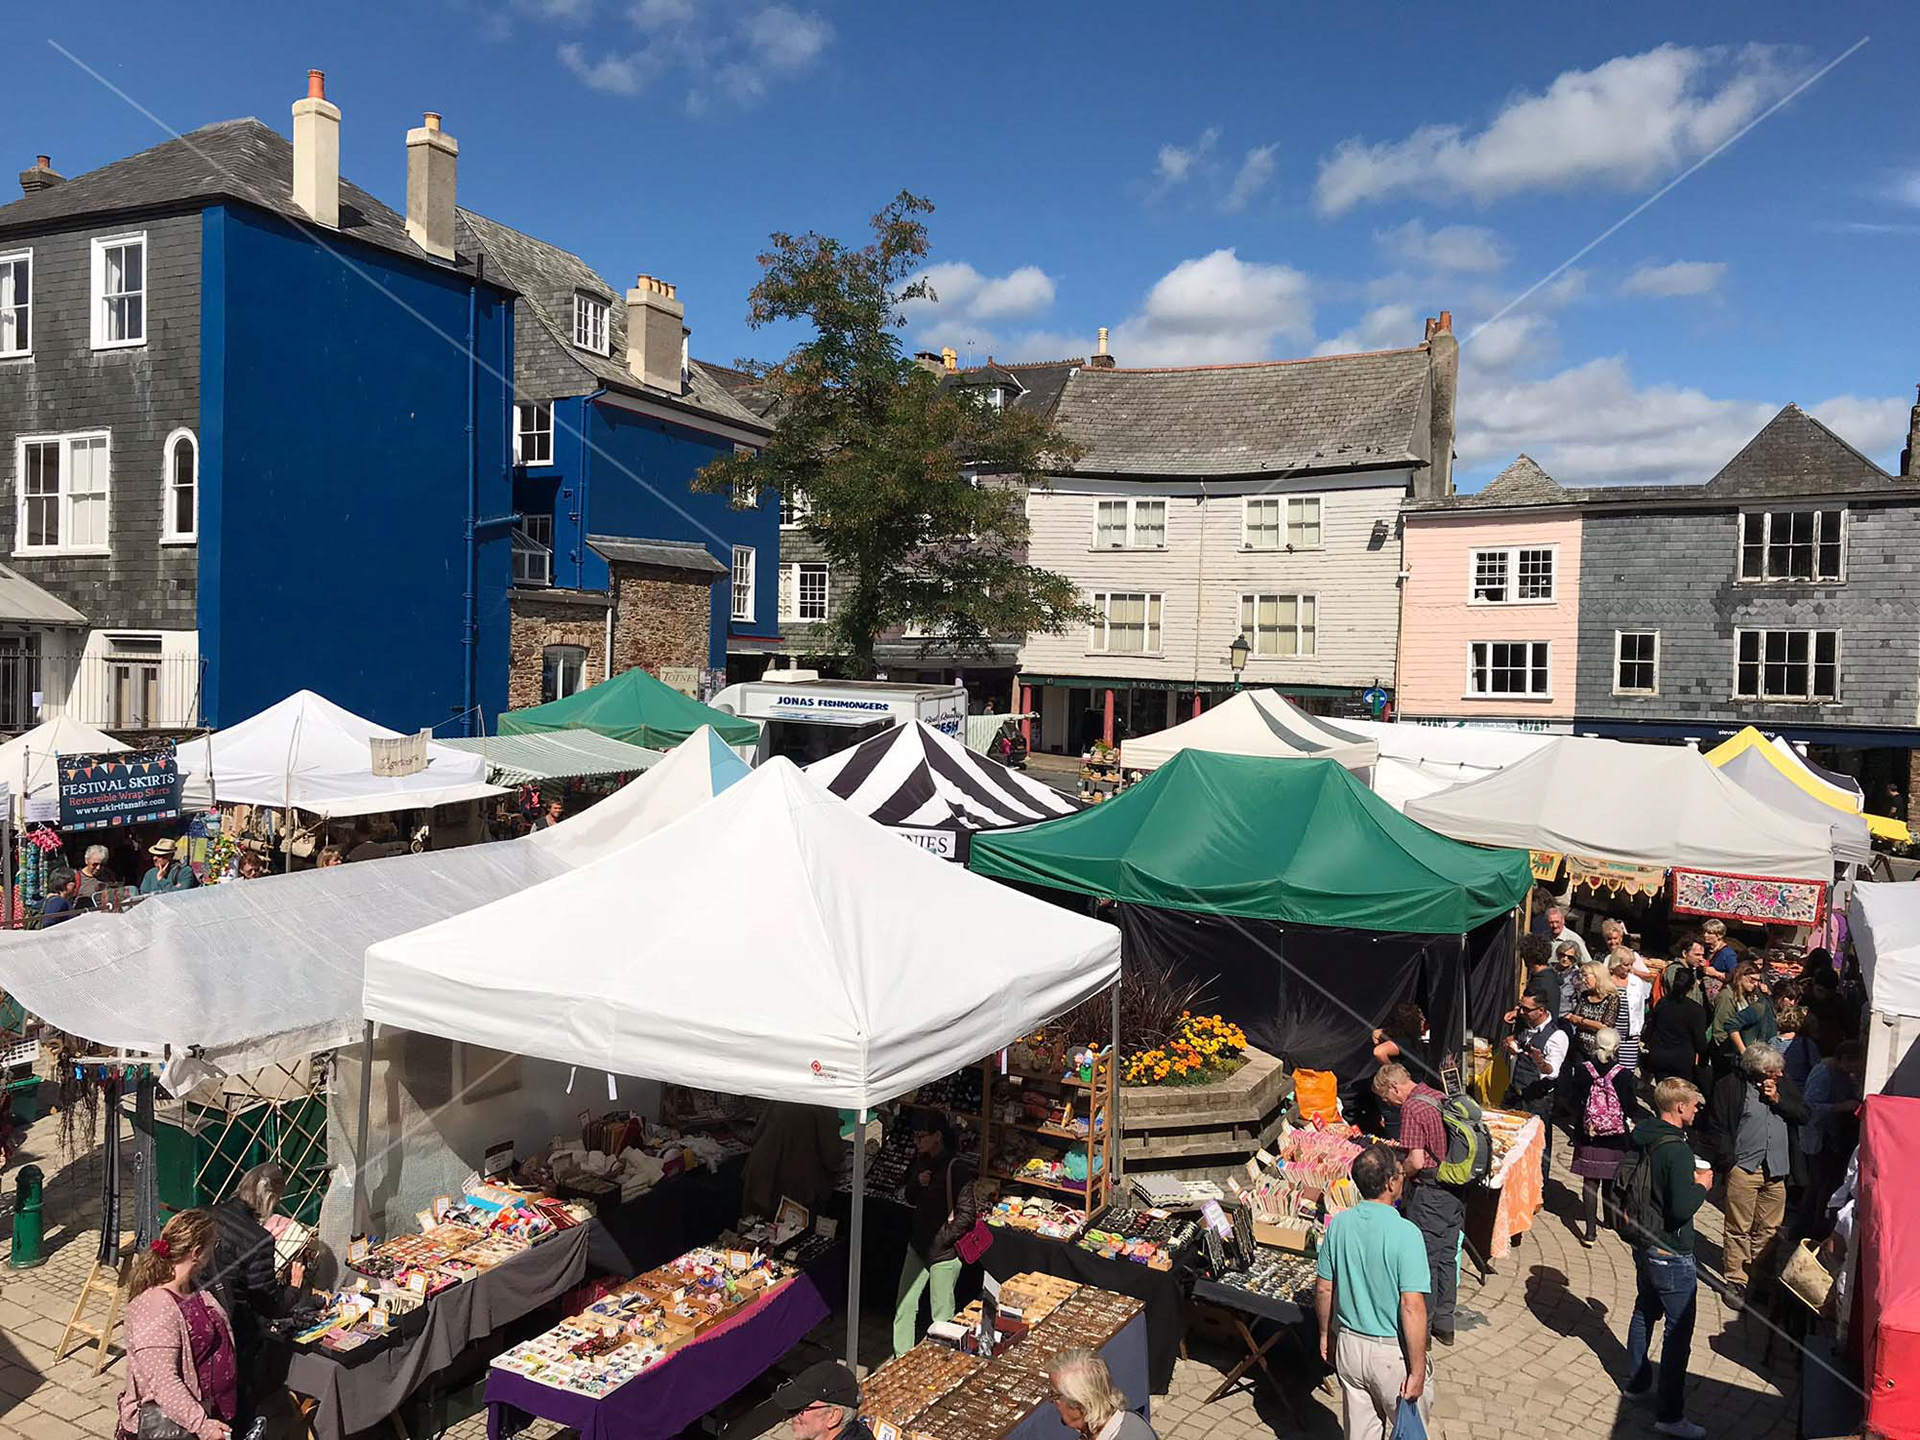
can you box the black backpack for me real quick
[1609,1135,1685,1247]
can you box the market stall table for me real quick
[484,1264,833,1440]
[284,1221,590,1440]
[585,1153,748,1277]
[862,1279,1150,1439]
[982,1224,1187,1393]
[1189,1273,1308,1407]
[1464,1111,1545,1271]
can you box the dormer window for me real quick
[572,293,609,355]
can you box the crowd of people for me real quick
[1496,905,1868,1439]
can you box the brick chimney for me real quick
[1903,384,1920,480]
[1417,310,1458,500]
[17,156,63,197]
[405,111,458,261]
[1088,325,1115,370]
[626,275,686,394]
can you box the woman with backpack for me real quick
[1569,1029,1641,1248]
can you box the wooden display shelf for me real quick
[985,1168,1100,1199]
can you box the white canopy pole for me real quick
[846,1106,867,1370]
[352,1020,374,1233]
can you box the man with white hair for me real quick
[772,1361,871,1440]
[1700,1043,1809,1309]
[1544,905,1590,965]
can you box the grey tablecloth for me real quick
[285,1223,590,1440]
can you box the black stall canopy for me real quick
[968,751,1532,1082]
[804,719,1077,861]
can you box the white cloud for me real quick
[1153,127,1220,189]
[902,263,1060,347]
[1221,144,1279,214]
[1111,249,1314,365]
[1315,44,1795,214]
[517,0,595,19]
[1463,313,1551,372]
[558,41,651,94]
[628,0,693,26]
[1618,259,1727,297]
[1376,219,1509,273]
[741,4,830,69]
[1457,356,1907,486]
[555,0,827,108]
[1888,170,1920,208]
[1313,304,1418,357]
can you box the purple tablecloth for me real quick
[485,1267,832,1440]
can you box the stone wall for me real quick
[610,563,711,675]
[507,592,607,710]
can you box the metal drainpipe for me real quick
[462,285,478,734]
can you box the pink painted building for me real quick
[1397,455,1581,724]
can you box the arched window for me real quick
[542,645,586,704]
[161,428,196,542]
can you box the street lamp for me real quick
[1227,633,1251,691]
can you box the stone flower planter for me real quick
[1120,1045,1293,1189]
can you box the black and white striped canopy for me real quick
[805,721,1078,835]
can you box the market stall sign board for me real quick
[58,749,182,830]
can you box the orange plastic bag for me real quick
[1293,1068,1341,1124]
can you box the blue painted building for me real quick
[0,86,516,734]
[456,211,776,708]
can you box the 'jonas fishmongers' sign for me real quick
[57,749,183,831]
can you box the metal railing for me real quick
[0,649,205,732]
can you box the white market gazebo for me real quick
[1119,689,1378,774]
[364,757,1122,1361]
[176,689,505,816]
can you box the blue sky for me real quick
[15,2,1919,488]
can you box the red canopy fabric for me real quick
[1861,1096,1920,1436]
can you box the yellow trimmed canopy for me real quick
[1704,726,1910,844]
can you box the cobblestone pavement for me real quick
[2,1093,1801,1440]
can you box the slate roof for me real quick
[456,209,770,436]
[701,361,781,418]
[0,119,464,274]
[946,359,1080,419]
[1412,404,1914,514]
[1451,454,1567,508]
[1049,347,1435,478]
[586,535,727,575]
[1702,404,1898,497]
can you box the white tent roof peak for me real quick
[364,758,1121,1110]
[1120,690,1378,773]
[0,716,128,814]
[1403,735,1833,881]
[804,720,1077,834]
[0,727,748,1075]
[176,688,504,816]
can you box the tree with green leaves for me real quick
[694,192,1088,677]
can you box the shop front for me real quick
[1020,675,1390,756]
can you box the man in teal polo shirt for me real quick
[1315,1144,1432,1440]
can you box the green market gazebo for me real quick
[498,668,760,751]
[969,751,1531,1078]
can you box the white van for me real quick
[709,679,968,766]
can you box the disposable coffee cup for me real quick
[1692,1154,1712,1179]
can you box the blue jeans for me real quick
[1625,1246,1697,1423]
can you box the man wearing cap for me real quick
[138,838,198,895]
[773,1360,871,1440]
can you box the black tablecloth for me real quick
[586,1154,748,1277]
[1190,1275,1307,1327]
[981,1228,1187,1393]
[285,1222,591,1440]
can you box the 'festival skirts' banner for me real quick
[58,748,183,831]
[1670,867,1827,927]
